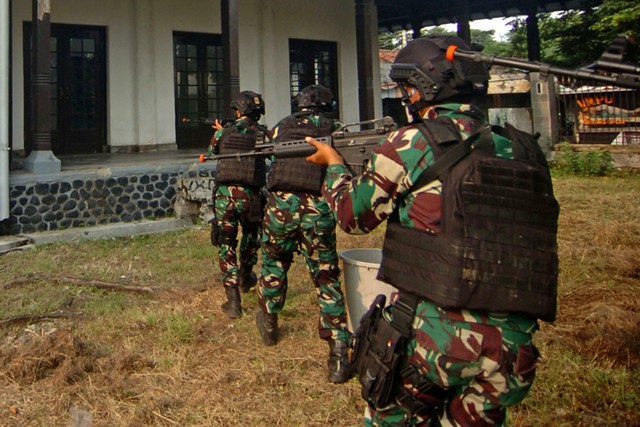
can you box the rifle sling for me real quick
[411,125,479,192]
[389,292,421,337]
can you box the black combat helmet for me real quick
[389,36,489,113]
[294,85,335,112]
[231,91,265,120]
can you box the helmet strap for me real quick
[399,84,432,119]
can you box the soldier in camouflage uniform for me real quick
[306,36,558,425]
[255,85,353,384]
[209,91,267,319]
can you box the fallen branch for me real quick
[0,311,79,326]
[3,278,38,289]
[60,276,156,294]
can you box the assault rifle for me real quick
[446,35,640,89]
[199,116,397,175]
[181,117,235,128]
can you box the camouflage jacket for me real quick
[322,103,537,331]
[321,103,516,234]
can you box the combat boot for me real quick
[238,267,258,293]
[221,286,242,319]
[327,339,353,383]
[256,310,278,346]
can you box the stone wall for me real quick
[2,162,215,236]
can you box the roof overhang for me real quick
[377,0,602,33]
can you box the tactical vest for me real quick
[266,112,334,194]
[215,125,266,188]
[379,119,559,322]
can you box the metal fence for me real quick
[557,76,640,145]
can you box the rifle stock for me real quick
[200,117,397,175]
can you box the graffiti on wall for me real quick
[177,177,216,201]
[577,95,640,126]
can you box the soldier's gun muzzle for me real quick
[445,36,640,89]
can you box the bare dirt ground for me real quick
[1,175,639,427]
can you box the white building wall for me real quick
[11,0,139,151]
[240,0,361,127]
[153,0,221,147]
[11,0,366,152]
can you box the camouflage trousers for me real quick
[214,185,262,288]
[365,301,540,426]
[258,191,351,343]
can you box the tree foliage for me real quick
[506,0,639,67]
[378,0,639,66]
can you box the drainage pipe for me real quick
[0,0,10,221]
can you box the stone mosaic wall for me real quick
[2,166,215,236]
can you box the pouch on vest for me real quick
[351,294,407,408]
[266,112,333,194]
[215,127,266,187]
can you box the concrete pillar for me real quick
[221,0,240,115]
[457,19,471,45]
[356,0,377,124]
[23,0,60,173]
[1,0,10,219]
[526,13,541,62]
[456,0,471,45]
[134,0,158,151]
[530,72,559,158]
[259,1,278,125]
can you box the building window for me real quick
[289,39,339,117]
[173,32,223,148]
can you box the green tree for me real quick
[378,31,411,49]
[505,0,640,66]
[420,26,512,56]
[592,0,640,61]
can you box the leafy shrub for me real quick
[552,142,614,176]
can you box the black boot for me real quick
[256,310,278,346]
[221,286,242,319]
[327,339,353,383]
[238,267,258,293]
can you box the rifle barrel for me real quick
[205,136,331,161]
[446,46,640,89]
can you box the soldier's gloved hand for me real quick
[305,137,344,166]
[212,119,224,131]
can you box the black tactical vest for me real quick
[266,112,334,194]
[379,119,559,322]
[215,125,266,188]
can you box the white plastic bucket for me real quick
[339,248,397,332]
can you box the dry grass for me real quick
[1,173,639,426]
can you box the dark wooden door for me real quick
[53,26,107,154]
[173,32,224,149]
[24,24,107,155]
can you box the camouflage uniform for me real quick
[213,185,261,288]
[321,104,542,426]
[258,114,351,345]
[210,117,262,292]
